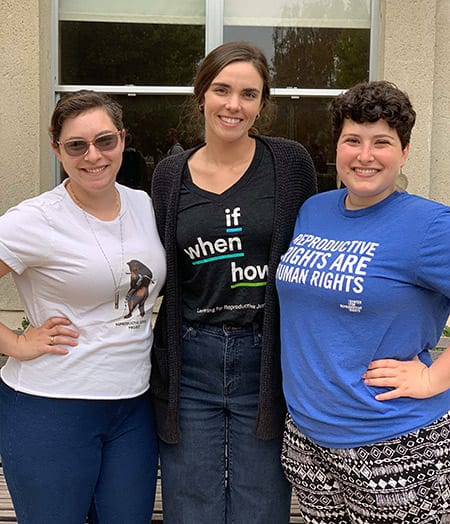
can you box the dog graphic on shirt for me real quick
[124,260,154,318]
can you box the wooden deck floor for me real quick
[0,470,15,523]
[0,466,304,523]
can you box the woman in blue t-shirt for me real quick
[277,81,450,523]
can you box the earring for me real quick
[395,166,408,191]
[199,104,204,113]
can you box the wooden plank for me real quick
[0,466,304,523]
[0,468,16,523]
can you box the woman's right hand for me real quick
[13,317,79,361]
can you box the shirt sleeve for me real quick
[416,207,450,299]
[0,201,51,274]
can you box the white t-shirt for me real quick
[0,182,166,399]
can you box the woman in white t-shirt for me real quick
[0,91,165,524]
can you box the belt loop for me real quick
[253,322,261,345]
[183,321,198,337]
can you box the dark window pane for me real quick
[224,26,370,88]
[60,22,204,85]
[100,94,202,192]
[115,94,199,156]
[270,97,337,192]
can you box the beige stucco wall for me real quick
[0,0,52,328]
[0,1,448,328]
[430,0,450,203]
[380,0,450,206]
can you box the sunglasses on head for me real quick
[57,130,122,157]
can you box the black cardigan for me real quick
[150,135,317,444]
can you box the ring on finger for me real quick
[49,335,55,346]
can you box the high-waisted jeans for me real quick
[0,379,158,524]
[159,323,291,524]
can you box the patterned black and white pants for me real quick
[281,412,450,524]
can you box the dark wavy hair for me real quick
[49,90,123,144]
[331,81,416,149]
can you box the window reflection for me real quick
[271,97,337,191]
[106,95,192,191]
[224,26,369,89]
[224,0,370,88]
[60,22,204,85]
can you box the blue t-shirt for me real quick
[276,189,450,448]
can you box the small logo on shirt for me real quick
[124,260,155,318]
[339,299,363,313]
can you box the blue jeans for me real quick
[0,380,158,524]
[159,323,291,524]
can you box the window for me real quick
[54,0,378,190]
[59,0,205,86]
[223,0,371,89]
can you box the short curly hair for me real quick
[331,81,416,149]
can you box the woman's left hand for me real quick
[363,358,433,400]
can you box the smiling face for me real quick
[202,61,264,144]
[52,107,125,197]
[337,118,410,209]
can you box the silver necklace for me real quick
[67,182,124,309]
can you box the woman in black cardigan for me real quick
[151,41,316,524]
